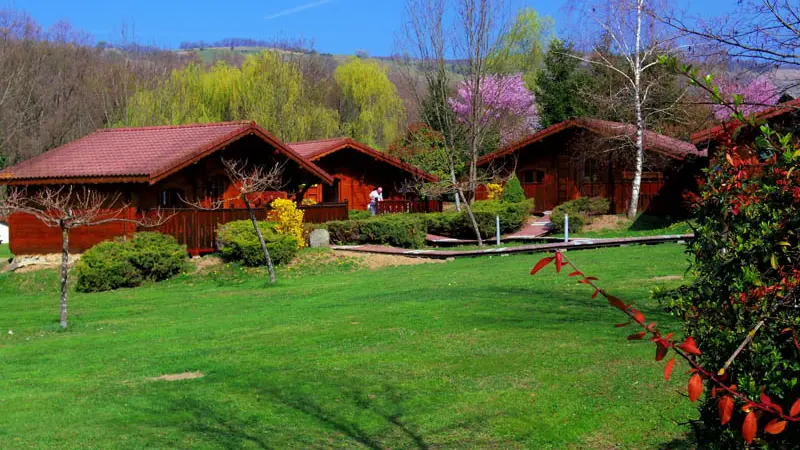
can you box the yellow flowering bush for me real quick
[486,183,504,200]
[269,198,306,248]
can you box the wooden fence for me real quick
[140,202,348,255]
[580,180,664,214]
[376,200,443,215]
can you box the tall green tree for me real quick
[490,7,554,90]
[335,57,405,149]
[536,40,592,127]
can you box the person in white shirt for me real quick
[368,187,383,215]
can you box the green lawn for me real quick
[0,245,696,449]
[0,243,10,259]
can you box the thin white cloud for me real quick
[265,0,333,20]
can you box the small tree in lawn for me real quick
[501,174,525,203]
[0,186,167,329]
[184,158,286,284]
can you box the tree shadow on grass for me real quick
[141,378,434,449]
[259,382,430,449]
[159,395,278,449]
[656,433,696,450]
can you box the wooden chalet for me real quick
[289,137,438,211]
[692,97,800,153]
[477,118,707,215]
[0,121,346,255]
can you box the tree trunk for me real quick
[451,166,462,212]
[458,187,483,246]
[59,226,69,329]
[244,196,276,284]
[627,0,645,219]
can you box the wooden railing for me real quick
[140,202,348,255]
[376,200,443,215]
[580,180,664,214]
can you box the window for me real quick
[205,177,226,200]
[520,169,545,184]
[160,188,185,208]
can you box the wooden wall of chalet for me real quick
[479,130,701,216]
[306,148,416,210]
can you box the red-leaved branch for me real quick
[531,251,800,444]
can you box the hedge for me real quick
[326,200,532,247]
[326,214,427,249]
[427,200,532,239]
[75,232,187,293]
[550,197,610,234]
[216,220,299,266]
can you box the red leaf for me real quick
[711,386,718,399]
[764,419,787,435]
[742,411,757,444]
[677,337,702,356]
[664,356,675,381]
[591,289,599,299]
[633,310,645,324]
[646,323,657,331]
[555,252,563,273]
[664,357,676,381]
[718,396,734,425]
[760,392,772,406]
[790,399,800,417]
[628,331,646,340]
[655,342,669,361]
[688,374,703,402]
[604,293,627,310]
[530,257,554,275]
[615,322,632,328]
[568,271,582,277]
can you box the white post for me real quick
[495,215,501,246]
[564,214,569,243]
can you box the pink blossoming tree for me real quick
[448,74,540,146]
[712,75,781,120]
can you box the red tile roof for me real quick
[477,118,705,166]
[691,97,800,144]
[0,121,333,185]
[289,137,438,182]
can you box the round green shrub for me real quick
[75,241,142,293]
[501,174,526,203]
[216,220,299,266]
[75,232,188,293]
[126,232,188,281]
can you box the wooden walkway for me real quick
[427,214,552,246]
[334,234,693,260]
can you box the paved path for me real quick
[334,234,694,260]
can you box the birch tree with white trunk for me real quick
[570,0,674,218]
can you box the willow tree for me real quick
[122,52,340,142]
[335,57,405,149]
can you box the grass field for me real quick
[0,245,696,449]
[0,243,10,259]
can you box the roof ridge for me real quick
[99,121,253,133]
[289,137,348,145]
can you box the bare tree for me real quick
[0,186,168,328]
[660,0,800,67]
[569,0,676,218]
[397,0,494,244]
[183,158,286,284]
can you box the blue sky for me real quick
[15,0,738,56]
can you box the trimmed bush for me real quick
[126,232,188,281]
[327,214,427,249]
[216,220,299,266]
[427,200,532,238]
[75,232,187,293]
[550,197,610,234]
[501,175,526,203]
[348,209,372,220]
[75,241,142,292]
